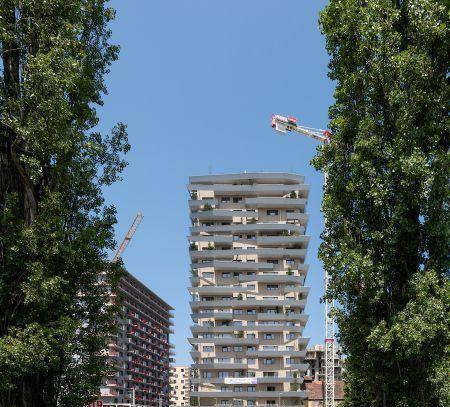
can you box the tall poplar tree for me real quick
[0,1,129,406]
[315,1,449,406]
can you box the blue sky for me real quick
[100,0,332,365]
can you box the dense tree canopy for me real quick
[0,0,129,405]
[315,1,449,406]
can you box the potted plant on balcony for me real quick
[189,243,198,251]
[286,267,294,276]
[190,191,198,200]
[236,293,243,300]
[202,203,213,211]
[289,191,298,198]
[206,243,215,250]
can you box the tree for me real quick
[0,1,129,406]
[315,1,449,406]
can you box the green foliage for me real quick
[316,1,449,406]
[202,203,213,211]
[0,0,129,406]
[189,243,198,251]
[289,191,298,199]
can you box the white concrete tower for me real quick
[187,173,310,407]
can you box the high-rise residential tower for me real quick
[188,173,311,407]
[170,365,191,406]
[100,271,174,407]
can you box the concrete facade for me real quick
[170,366,191,406]
[100,271,174,406]
[188,173,311,407]
[305,345,345,382]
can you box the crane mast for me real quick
[271,114,335,407]
[112,212,144,263]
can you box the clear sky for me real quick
[100,0,333,365]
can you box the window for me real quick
[267,209,279,216]
[286,259,295,266]
[203,272,214,278]
[221,197,230,202]
[247,358,256,365]
[263,333,275,340]
[222,346,231,352]
[267,284,279,291]
[234,346,243,352]
[246,234,256,240]
[286,209,295,213]
[286,333,296,340]
[247,309,256,315]
[218,371,229,378]
[267,259,279,264]
[263,372,277,377]
[222,272,231,278]
[234,386,243,392]
[267,386,276,392]
[203,346,214,352]
[202,372,212,378]
[263,358,275,365]
[233,197,242,203]
[233,309,243,315]
[247,386,256,392]
[247,284,256,290]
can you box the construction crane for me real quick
[112,212,144,263]
[271,114,335,407]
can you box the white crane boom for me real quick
[112,212,144,263]
[271,114,335,407]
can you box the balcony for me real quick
[190,390,308,399]
[283,286,310,295]
[188,337,259,345]
[245,197,307,209]
[189,286,251,295]
[188,183,309,197]
[246,350,307,358]
[239,274,307,283]
[192,260,274,271]
[191,311,234,322]
[286,363,309,372]
[190,223,305,235]
[190,324,304,334]
[190,210,258,221]
[190,248,307,261]
[189,235,234,244]
[190,299,307,310]
[257,313,309,325]
[191,362,247,370]
[256,235,310,248]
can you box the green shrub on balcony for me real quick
[287,268,294,276]
[202,203,213,211]
[189,243,198,251]
[248,217,257,224]
[289,191,298,198]
[206,243,215,250]
[190,191,198,200]
[281,230,290,236]
[236,293,243,300]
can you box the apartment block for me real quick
[100,270,174,407]
[305,344,345,382]
[170,366,191,406]
[188,173,311,407]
